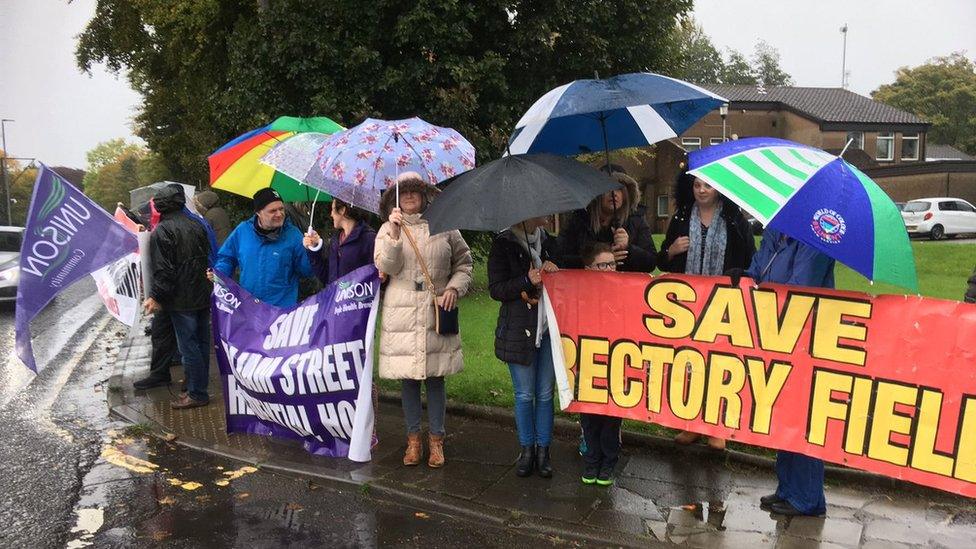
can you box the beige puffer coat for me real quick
[374,213,473,380]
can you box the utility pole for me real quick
[840,24,849,89]
[1,119,12,226]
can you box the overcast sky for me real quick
[1,0,974,169]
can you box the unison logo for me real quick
[214,284,242,313]
[335,280,375,303]
[21,178,93,280]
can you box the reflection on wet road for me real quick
[0,283,569,548]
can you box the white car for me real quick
[902,198,976,240]
[0,226,24,302]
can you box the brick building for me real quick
[611,84,974,231]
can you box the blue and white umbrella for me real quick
[507,72,727,157]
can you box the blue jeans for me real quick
[507,335,555,447]
[775,451,826,515]
[170,308,211,402]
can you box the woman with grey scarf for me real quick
[657,169,756,449]
[488,216,561,478]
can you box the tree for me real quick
[668,18,783,86]
[77,0,694,184]
[752,40,793,86]
[719,50,758,85]
[873,53,976,155]
[82,139,172,210]
[671,18,725,84]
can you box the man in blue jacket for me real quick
[745,227,834,517]
[212,188,315,307]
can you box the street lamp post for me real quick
[1,119,13,226]
[719,103,729,142]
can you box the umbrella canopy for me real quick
[130,181,196,213]
[208,116,342,201]
[688,137,917,291]
[312,117,476,214]
[422,154,620,235]
[508,72,726,156]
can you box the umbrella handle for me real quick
[307,187,321,234]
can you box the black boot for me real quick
[536,445,552,478]
[516,446,535,477]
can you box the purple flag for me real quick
[15,165,139,371]
[213,265,379,461]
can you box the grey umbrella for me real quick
[423,153,621,234]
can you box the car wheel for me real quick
[931,224,945,240]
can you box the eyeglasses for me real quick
[590,261,617,271]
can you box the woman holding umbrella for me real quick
[657,168,755,450]
[302,199,377,285]
[374,172,473,468]
[557,171,656,272]
[487,216,560,478]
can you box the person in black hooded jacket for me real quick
[557,171,656,272]
[143,184,213,409]
[488,215,560,479]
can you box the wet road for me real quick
[0,284,569,548]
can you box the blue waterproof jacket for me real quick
[214,217,314,307]
[745,228,835,288]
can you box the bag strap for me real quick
[400,224,438,298]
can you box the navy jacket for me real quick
[310,223,377,285]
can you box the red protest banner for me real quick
[544,270,976,497]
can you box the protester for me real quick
[965,266,976,303]
[142,185,213,409]
[557,171,656,272]
[739,227,834,517]
[193,190,232,245]
[658,169,755,450]
[487,216,560,478]
[374,172,473,468]
[303,198,377,285]
[212,187,315,307]
[577,242,624,486]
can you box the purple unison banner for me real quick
[212,265,380,461]
[16,165,138,372]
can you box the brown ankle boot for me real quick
[428,433,445,468]
[403,433,422,466]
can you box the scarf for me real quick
[511,225,547,347]
[686,201,727,276]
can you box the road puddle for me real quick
[65,508,104,548]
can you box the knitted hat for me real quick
[253,187,283,212]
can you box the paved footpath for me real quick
[109,320,976,548]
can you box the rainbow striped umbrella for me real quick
[208,116,343,201]
[689,137,917,291]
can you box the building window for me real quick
[657,195,670,217]
[681,138,701,151]
[709,138,724,147]
[876,132,894,161]
[902,133,919,160]
[846,131,864,150]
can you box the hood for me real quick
[153,184,187,214]
[195,190,219,211]
[379,177,440,221]
[611,172,641,213]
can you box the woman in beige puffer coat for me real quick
[374,172,473,468]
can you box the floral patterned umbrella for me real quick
[311,117,476,214]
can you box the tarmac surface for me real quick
[109,316,976,548]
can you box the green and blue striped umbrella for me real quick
[689,137,917,291]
